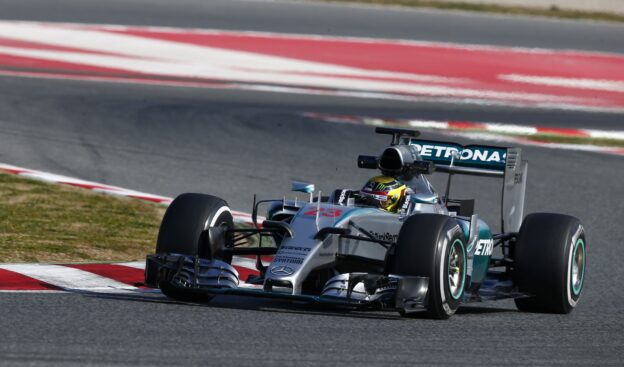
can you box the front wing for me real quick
[145,253,429,313]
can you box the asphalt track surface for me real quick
[0,1,623,366]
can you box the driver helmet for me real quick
[360,176,407,212]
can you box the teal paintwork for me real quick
[411,195,438,205]
[448,239,467,300]
[456,217,492,286]
[334,207,379,224]
[571,238,586,296]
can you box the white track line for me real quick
[1,258,260,293]
[116,261,146,270]
[585,129,624,140]
[231,257,260,270]
[499,74,624,93]
[12,20,622,57]
[0,163,171,203]
[303,113,624,155]
[0,264,137,292]
[441,131,624,156]
[0,21,611,111]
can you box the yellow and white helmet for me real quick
[360,176,407,213]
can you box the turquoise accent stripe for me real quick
[448,239,466,300]
[335,207,379,225]
[571,238,586,296]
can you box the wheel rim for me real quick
[571,238,585,296]
[448,239,466,300]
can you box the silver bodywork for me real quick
[502,148,528,232]
[146,131,530,311]
[148,255,240,289]
[261,141,528,298]
[321,273,394,301]
[265,197,443,295]
[263,166,448,296]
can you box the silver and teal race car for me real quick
[145,127,586,319]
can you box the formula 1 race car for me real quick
[145,127,586,319]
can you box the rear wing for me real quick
[407,139,528,232]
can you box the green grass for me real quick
[322,0,624,23]
[526,135,624,148]
[351,118,624,149]
[0,172,166,263]
[0,172,263,263]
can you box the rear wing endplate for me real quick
[406,139,528,232]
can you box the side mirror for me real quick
[357,155,378,169]
[292,181,315,193]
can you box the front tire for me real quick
[154,193,234,302]
[156,193,233,261]
[392,214,467,319]
[514,213,586,314]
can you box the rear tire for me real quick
[392,214,467,320]
[514,213,586,314]
[155,193,234,302]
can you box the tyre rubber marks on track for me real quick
[0,21,623,112]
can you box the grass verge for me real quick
[526,135,624,148]
[322,0,624,23]
[344,117,624,149]
[0,172,165,263]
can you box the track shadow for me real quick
[77,289,515,320]
[456,305,516,315]
[78,290,406,320]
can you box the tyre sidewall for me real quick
[392,214,466,319]
[563,225,586,311]
[430,221,466,319]
[203,207,234,261]
[156,193,233,261]
[515,213,586,313]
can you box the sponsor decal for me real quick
[270,265,294,276]
[272,256,304,265]
[279,246,311,253]
[304,208,343,218]
[408,140,507,170]
[368,230,399,243]
[474,239,494,256]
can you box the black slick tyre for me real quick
[392,214,467,320]
[156,193,233,261]
[155,193,233,302]
[514,213,586,314]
